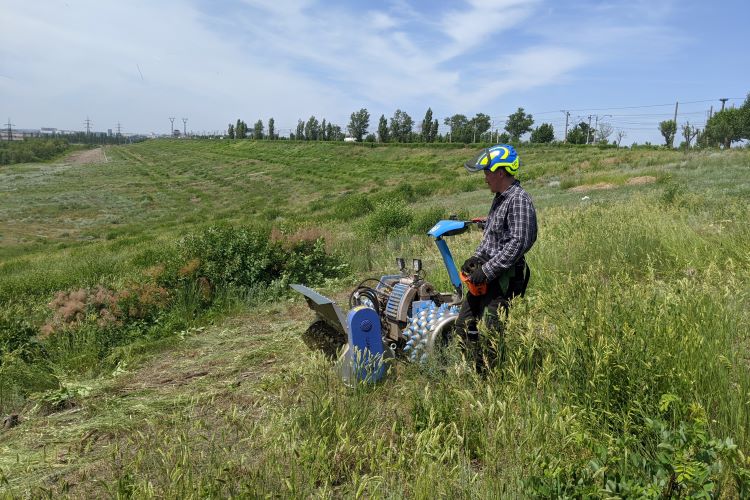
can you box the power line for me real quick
[526,97,745,115]
[607,111,706,117]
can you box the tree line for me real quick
[226,93,750,148]
[658,95,750,150]
[227,107,559,145]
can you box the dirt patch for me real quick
[569,182,616,193]
[626,175,657,186]
[66,148,106,165]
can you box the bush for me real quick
[330,193,374,221]
[408,206,446,234]
[175,224,280,289]
[0,138,69,165]
[358,201,413,239]
[173,224,345,290]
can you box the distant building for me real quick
[344,137,357,143]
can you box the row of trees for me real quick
[224,94,749,147]
[295,116,346,141]
[225,107,558,144]
[227,118,277,140]
[658,95,750,149]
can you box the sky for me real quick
[1,0,748,144]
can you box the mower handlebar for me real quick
[469,217,487,230]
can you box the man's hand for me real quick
[461,256,481,274]
[470,266,487,284]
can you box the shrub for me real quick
[176,224,281,289]
[330,193,374,221]
[358,201,413,239]
[0,138,69,165]
[173,224,346,291]
[408,206,446,234]
[282,238,347,285]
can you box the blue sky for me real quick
[1,0,748,144]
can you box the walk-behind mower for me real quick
[292,217,483,384]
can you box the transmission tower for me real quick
[169,117,175,136]
[5,118,14,141]
[182,118,188,137]
[116,122,121,136]
[84,117,92,135]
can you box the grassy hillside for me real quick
[1,140,749,497]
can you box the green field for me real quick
[1,140,749,497]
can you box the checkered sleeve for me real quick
[481,193,537,280]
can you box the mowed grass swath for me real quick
[0,140,749,497]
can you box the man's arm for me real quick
[481,194,537,280]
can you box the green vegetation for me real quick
[0,138,70,165]
[347,108,371,142]
[0,140,749,497]
[444,113,492,143]
[530,122,555,144]
[505,107,535,142]
[659,119,678,148]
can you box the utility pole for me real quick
[670,101,679,149]
[586,115,593,145]
[169,117,175,136]
[709,106,713,120]
[84,117,92,136]
[5,118,14,141]
[182,118,188,137]
[561,110,570,143]
[719,98,728,112]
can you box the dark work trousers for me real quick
[455,263,528,372]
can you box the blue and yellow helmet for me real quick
[464,144,521,176]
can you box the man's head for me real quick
[464,144,520,193]
[483,166,514,193]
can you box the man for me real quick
[456,144,537,370]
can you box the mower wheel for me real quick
[301,320,347,360]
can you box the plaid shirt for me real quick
[474,180,537,281]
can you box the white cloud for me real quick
[0,0,682,133]
[438,0,540,60]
